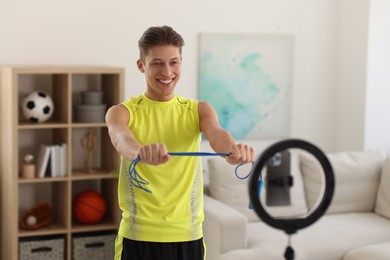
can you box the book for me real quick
[55,144,61,177]
[50,146,56,177]
[36,144,51,178]
[60,143,67,177]
[37,143,67,178]
[50,145,63,177]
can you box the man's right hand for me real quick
[138,143,170,165]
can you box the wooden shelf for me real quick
[71,169,119,180]
[71,221,119,233]
[18,177,69,184]
[18,122,69,129]
[0,66,124,260]
[71,122,107,128]
[19,223,68,237]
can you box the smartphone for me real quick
[265,150,292,206]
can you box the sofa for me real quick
[203,150,390,260]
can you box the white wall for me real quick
[335,0,390,152]
[0,0,360,153]
[364,0,390,151]
[336,0,370,151]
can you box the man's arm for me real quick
[105,104,169,164]
[198,102,255,164]
[105,104,140,161]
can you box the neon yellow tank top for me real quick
[118,94,204,242]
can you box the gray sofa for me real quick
[203,150,390,260]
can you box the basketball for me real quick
[73,190,107,224]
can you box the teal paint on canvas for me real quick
[199,33,293,139]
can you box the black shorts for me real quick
[119,237,205,260]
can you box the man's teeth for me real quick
[159,79,173,84]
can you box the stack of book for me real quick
[36,143,67,178]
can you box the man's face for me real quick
[137,45,182,102]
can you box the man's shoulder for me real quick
[175,95,201,112]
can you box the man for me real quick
[106,25,255,260]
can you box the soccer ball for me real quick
[21,91,54,123]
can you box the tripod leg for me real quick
[284,246,294,260]
[284,235,294,260]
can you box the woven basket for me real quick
[19,203,53,230]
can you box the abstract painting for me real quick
[198,33,294,139]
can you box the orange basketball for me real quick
[73,190,107,224]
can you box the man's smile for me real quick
[158,78,175,85]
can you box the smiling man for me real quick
[105,25,255,260]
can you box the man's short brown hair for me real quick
[138,25,185,61]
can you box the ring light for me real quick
[248,139,335,259]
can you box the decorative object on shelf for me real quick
[21,153,36,179]
[80,128,96,173]
[19,202,53,230]
[75,91,106,122]
[73,190,107,224]
[21,91,54,123]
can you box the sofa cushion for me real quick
[207,151,308,222]
[343,242,390,260]
[300,151,384,214]
[243,213,390,260]
[375,154,390,219]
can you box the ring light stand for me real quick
[249,139,335,260]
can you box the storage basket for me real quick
[19,237,65,260]
[72,233,115,260]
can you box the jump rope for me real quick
[128,151,259,194]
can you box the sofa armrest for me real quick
[203,195,248,259]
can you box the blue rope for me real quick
[128,152,253,193]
